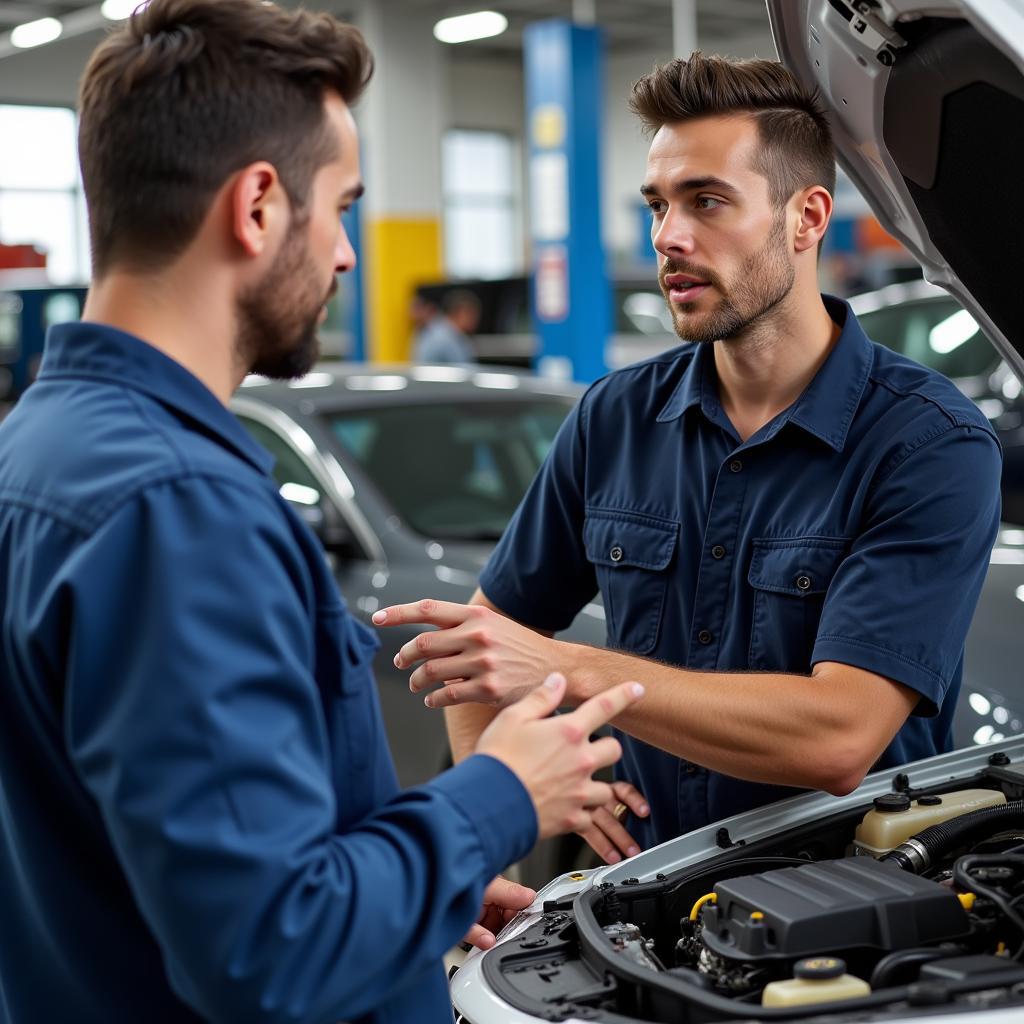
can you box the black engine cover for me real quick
[701,857,970,962]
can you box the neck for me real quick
[713,274,840,443]
[81,263,244,405]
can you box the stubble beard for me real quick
[663,209,795,346]
[236,218,334,381]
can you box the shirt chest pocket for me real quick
[583,511,678,655]
[747,537,849,672]
[315,607,381,777]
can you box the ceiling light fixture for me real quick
[433,10,508,44]
[101,0,150,20]
[10,17,63,49]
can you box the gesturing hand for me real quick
[576,781,650,865]
[463,875,536,951]
[373,600,559,709]
[475,672,645,839]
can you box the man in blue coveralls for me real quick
[0,2,646,1022]
[375,54,1003,866]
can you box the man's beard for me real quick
[236,220,335,380]
[660,209,794,344]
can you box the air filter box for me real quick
[700,857,970,962]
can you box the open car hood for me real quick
[767,0,1024,380]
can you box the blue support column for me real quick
[524,20,611,384]
[341,203,366,361]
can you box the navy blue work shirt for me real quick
[481,296,1001,849]
[0,323,537,1024]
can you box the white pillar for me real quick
[352,0,447,361]
[672,0,698,57]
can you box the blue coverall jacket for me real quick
[0,322,537,1023]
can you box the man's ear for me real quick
[231,161,286,258]
[793,185,833,254]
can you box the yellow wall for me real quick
[366,217,442,363]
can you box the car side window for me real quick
[857,299,997,380]
[237,415,324,503]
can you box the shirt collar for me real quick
[656,295,873,453]
[39,321,275,475]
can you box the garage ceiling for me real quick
[0,0,773,56]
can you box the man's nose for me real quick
[652,209,696,261]
[335,225,356,274]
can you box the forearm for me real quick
[558,642,911,795]
[442,587,541,763]
[446,703,498,763]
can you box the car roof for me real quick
[235,362,584,414]
[847,279,956,317]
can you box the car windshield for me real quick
[324,398,574,540]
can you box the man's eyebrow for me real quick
[640,175,740,198]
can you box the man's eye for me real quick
[648,200,667,215]
[696,196,723,210]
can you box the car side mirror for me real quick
[285,496,360,559]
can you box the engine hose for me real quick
[869,944,964,988]
[881,800,1024,874]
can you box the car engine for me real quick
[474,760,1024,1022]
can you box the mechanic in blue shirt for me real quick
[374,54,1002,864]
[0,3,644,1022]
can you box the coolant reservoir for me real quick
[762,957,870,1007]
[854,788,1006,857]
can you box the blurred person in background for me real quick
[413,287,480,363]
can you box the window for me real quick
[856,297,997,381]
[0,105,88,284]
[442,130,521,279]
[325,398,573,540]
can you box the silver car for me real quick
[231,363,605,791]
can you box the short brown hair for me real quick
[78,0,373,277]
[630,52,835,206]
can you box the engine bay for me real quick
[478,757,1024,1022]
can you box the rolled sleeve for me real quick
[480,398,597,630]
[813,424,1002,714]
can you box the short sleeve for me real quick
[480,397,598,630]
[813,424,1002,713]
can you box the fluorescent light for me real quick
[433,10,508,44]
[287,372,334,389]
[473,372,519,390]
[344,375,408,391]
[101,0,150,19]
[10,17,62,49]
[969,692,992,716]
[929,308,978,354]
[279,482,320,506]
[411,366,470,382]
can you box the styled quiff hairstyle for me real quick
[78,0,373,278]
[630,52,835,207]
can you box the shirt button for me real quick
[697,629,713,645]
[711,544,726,559]
[685,763,698,775]
[795,574,812,591]
[610,545,624,563]
[729,459,743,473]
